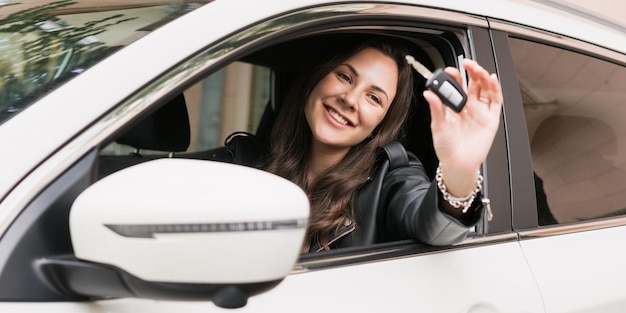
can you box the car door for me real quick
[490,13,626,313]
[0,1,545,312]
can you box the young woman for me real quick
[228,39,502,252]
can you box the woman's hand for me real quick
[423,59,503,197]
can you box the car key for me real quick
[405,55,467,113]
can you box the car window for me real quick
[509,37,626,225]
[97,29,486,244]
[0,1,206,126]
[99,61,271,157]
[99,32,454,182]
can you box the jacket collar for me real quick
[310,218,356,253]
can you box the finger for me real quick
[443,67,463,86]
[462,59,491,100]
[463,60,505,120]
[474,70,503,113]
[487,73,503,107]
[423,90,446,130]
[443,66,476,115]
[475,67,500,103]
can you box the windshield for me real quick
[0,0,207,126]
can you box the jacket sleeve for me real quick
[381,152,484,246]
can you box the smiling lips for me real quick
[326,105,352,126]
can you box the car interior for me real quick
[97,31,461,182]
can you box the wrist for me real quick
[438,163,481,197]
[436,163,483,213]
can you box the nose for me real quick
[340,88,359,111]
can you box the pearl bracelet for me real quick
[435,163,483,213]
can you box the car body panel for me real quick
[3,242,545,312]
[520,225,626,312]
[247,242,544,313]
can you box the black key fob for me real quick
[426,69,467,113]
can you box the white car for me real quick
[1,0,626,312]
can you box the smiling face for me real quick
[304,47,399,156]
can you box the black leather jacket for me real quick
[321,142,484,252]
[214,133,484,252]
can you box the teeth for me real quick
[328,108,348,125]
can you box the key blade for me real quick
[405,55,433,79]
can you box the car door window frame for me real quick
[490,18,626,234]
[93,4,513,268]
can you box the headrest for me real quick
[116,94,190,152]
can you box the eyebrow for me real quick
[342,63,389,102]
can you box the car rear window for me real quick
[511,36,626,225]
[0,1,207,126]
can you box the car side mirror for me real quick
[38,159,309,308]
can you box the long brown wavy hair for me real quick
[264,39,414,251]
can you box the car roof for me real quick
[392,0,626,55]
[3,0,624,51]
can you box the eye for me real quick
[368,93,382,105]
[337,71,352,83]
